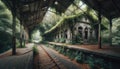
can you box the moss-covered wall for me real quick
[44,15,97,44]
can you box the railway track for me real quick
[40,45,61,69]
[37,45,66,69]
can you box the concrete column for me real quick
[88,28,91,40]
[67,28,71,43]
[92,30,95,39]
[59,31,61,38]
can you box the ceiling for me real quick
[2,0,120,30]
[2,0,74,29]
[82,0,120,19]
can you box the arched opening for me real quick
[65,30,67,39]
[78,26,83,36]
[90,28,93,39]
[84,27,88,39]
[61,31,62,37]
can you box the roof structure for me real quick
[2,0,74,29]
[82,0,120,19]
[2,0,120,29]
[44,13,107,35]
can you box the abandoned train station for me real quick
[0,0,120,69]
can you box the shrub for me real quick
[75,52,84,63]
[0,31,12,53]
[87,55,112,69]
[32,46,39,55]
[69,50,77,60]
[102,37,109,44]
[59,38,66,43]
[87,55,96,69]
[112,36,120,45]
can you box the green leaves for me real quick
[32,46,39,55]
[0,1,21,53]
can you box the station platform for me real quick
[48,42,120,60]
[0,43,33,69]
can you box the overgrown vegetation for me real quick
[0,0,120,55]
[0,1,12,53]
[75,52,84,63]
[101,18,120,46]
[32,46,39,55]
[46,44,114,69]
[87,55,112,69]
[0,1,21,53]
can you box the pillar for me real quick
[24,27,29,43]
[12,1,17,55]
[20,22,23,48]
[109,18,112,46]
[98,10,102,49]
[82,27,84,41]
[88,28,90,40]
[12,15,16,55]
[23,30,26,47]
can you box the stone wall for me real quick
[45,17,97,44]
